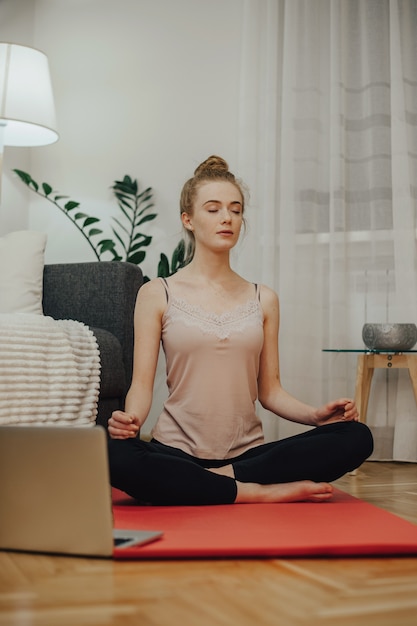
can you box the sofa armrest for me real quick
[42,261,143,391]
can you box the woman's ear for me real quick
[181,212,193,231]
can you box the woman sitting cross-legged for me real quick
[107,155,373,505]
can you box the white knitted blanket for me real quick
[0,314,101,426]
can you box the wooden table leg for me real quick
[405,354,417,406]
[355,353,417,423]
[355,354,375,424]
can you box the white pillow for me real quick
[0,230,47,314]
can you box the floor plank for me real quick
[0,461,416,626]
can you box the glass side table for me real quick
[322,349,417,423]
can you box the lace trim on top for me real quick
[166,297,263,340]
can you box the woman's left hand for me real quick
[314,398,359,426]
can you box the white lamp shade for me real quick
[0,43,58,147]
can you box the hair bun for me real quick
[194,155,230,177]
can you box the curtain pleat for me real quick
[237,0,417,460]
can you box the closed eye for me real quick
[230,201,242,214]
[203,200,242,214]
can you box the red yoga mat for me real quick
[112,488,417,559]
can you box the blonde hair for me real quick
[180,155,247,263]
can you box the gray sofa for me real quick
[42,261,143,428]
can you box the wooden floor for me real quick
[0,461,416,626]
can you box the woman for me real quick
[108,156,373,505]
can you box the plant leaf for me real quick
[137,186,153,199]
[84,217,100,227]
[158,253,170,278]
[98,239,117,252]
[127,250,146,265]
[88,228,103,237]
[111,227,128,253]
[138,203,155,217]
[132,233,152,246]
[112,180,137,195]
[112,218,130,236]
[114,193,134,210]
[65,201,80,211]
[136,213,157,227]
[171,240,185,270]
[13,170,39,191]
[42,183,53,196]
[13,169,32,186]
[115,204,133,223]
[129,238,152,253]
[138,193,153,206]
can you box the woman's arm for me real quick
[108,278,166,439]
[257,286,358,426]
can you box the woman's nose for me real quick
[220,208,232,222]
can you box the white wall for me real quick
[0,0,244,433]
[0,0,35,233]
[0,0,243,279]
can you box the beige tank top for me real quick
[151,278,265,459]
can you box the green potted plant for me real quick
[13,169,189,280]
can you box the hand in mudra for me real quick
[314,398,359,426]
[108,410,140,439]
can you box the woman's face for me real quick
[182,181,243,253]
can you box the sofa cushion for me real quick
[91,327,126,397]
[0,230,47,314]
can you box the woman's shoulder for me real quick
[135,277,167,311]
[138,277,166,295]
[258,283,278,301]
[258,284,279,313]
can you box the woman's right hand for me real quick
[108,410,140,439]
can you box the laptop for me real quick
[0,425,163,557]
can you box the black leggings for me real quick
[108,421,373,506]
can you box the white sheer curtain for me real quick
[235,0,417,460]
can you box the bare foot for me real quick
[234,480,334,504]
[207,467,334,504]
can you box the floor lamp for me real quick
[0,43,58,200]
